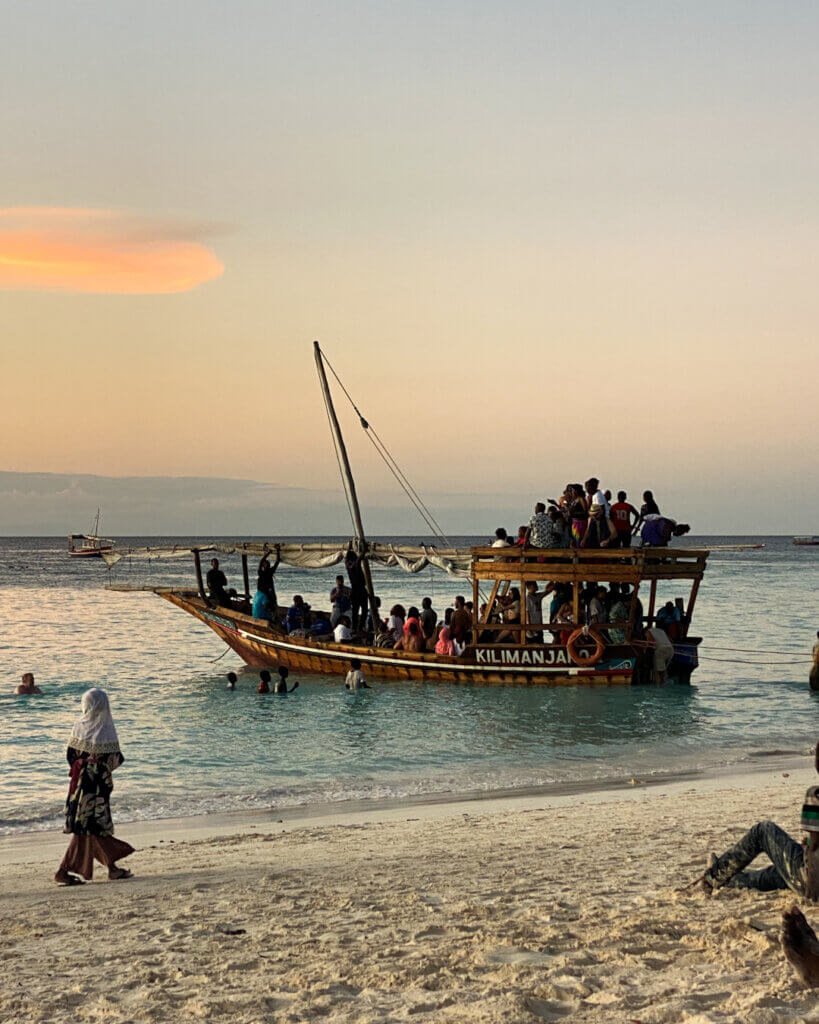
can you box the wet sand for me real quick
[2,765,818,1023]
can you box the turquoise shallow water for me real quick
[0,536,816,834]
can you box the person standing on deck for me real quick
[55,689,134,886]
[330,575,352,627]
[633,490,661,535]
[525,581,554,642]
[257,545,281,612]
[610,492,638,547]
[345,548,368,632]
[252,587,273,622]
[207,558,229,606]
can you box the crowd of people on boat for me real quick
[200,481,690,677]
[503,481,690,551]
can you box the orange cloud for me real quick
[0,207,224,293]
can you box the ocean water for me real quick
[1,536,816,836]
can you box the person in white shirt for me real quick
[345,659,371,691]
[646,626,675,683]
[491,527,509,548]
[334,616,353,643]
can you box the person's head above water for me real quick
[258,670,271,693]
[15,672,42,695]
[350,658,361,670]
[226,671,237,690]
[278,666,289,679]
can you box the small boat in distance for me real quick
[794,537,819,547]
[68,508,113,558]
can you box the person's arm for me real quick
[289,681,299,692]
[272,543,281,573]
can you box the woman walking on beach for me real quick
[55,688,134,886]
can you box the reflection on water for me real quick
[0,536,817,833]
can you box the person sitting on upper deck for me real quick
[333,615,353,643]
[286,595,309,633]
[207,558,230,606]
[449,596,472,648]
[419,597,437,641]
[640,516,691,548]
[257,545,281,608]
[330,575,352,627]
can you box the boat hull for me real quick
[160,592,696,687]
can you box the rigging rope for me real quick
[321,352,452,548]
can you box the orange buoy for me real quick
[566,626,605,666]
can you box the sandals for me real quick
[55,872,85,886]
[108,867,133,880]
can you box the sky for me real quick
[1,1,817,534]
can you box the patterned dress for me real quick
[64,747,124,837]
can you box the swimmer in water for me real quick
[273,666,299,694]
[226,671,237,690]
[345,659,370,691]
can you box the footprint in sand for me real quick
[526,996,579,1019]
[486,946,553,966]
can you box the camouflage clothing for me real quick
[706,820,806,894]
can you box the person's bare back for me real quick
[15,672,42,695]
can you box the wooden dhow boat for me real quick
[104,343,708,687]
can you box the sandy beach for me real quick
[3,765,819,1024]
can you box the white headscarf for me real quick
[68,688,121,756]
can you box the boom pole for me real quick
[314,341,380,631]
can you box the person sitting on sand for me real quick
[258,670,272,694]
[273,666,299,694]
[699,748,819,899]
[226,672,237,690]
[15,672,42,695]
[345,659,370,691]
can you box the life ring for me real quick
[566,626,605,666]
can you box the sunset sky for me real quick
[1,1,817,533]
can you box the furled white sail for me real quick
[101,541,472,578]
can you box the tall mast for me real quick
[314,340,380,630]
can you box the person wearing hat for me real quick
[700,773,819,896]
